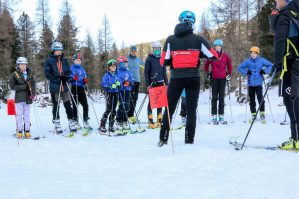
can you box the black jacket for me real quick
[9,67,36,104]
[160,23,217,79]
[144,54,168,87]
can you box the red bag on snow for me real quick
[148,85,168,109]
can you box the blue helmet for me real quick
[214,39,224,47]
[178,10,196,24]
[51,41,63,51]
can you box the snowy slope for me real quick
[0,86,298,199]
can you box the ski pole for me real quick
[118,91,132,131]
[85,83,101,130]
[134,93,148,123]
[244,87,248,123]
[108,94,115,136]
[226,80,234,123]
[262,76,275,122]
[54,81,63,135]
[208,82,212,124]
[66,82,85,125]
[75,79,79,123]
[237,69,277,150]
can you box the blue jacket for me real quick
[144,54,168,87]
[238,56,273,86]
[70,64,87,87]
[127,54,144,82]
[101,71,121,93]
[44,53,70,93]
[117,62,134,91]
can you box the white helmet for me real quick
[16,57,28,65]
[51,41,63,51]
[151,41,161,48]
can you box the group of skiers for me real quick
[6,0,299,150]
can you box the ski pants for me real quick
[71,86,89,122]
[284,96,299,141]
[128,82,140,117]
[116,91,131,123]
[51,91,74,121]
[248,85,265,113]
[101,92,118,127]
[180,96,187,118]
[147,81,163,117]
[16,102,30,132]
[211,78,226,115]
[160,77,200,142]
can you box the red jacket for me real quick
[204,52,232,79]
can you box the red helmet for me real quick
[117,56,128,63]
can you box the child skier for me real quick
[44,41,76,134]
[9,57,36,139]
[99,59,121,133]
[238,46,273,123]
[69,53,92,131]
[144,41,168,129]
[115,56,134,131]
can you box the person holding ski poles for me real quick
[158,10,218,146]
[145,41,168,129]
[69,53,92,131]
[204,39,232,125]
[127,45,144,123]
[238,46,273,124]
[9,57,36,139]
[99,59,121,133]
[115,56,134,130]
[44,41,76,134]
[270,0,299,149]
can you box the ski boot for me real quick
[158,139,168,147]
[181,117,187,126]
[98,126,107,133]
[83,120,92,131]
[280,138,296,150]
[108,125,115,133]
[148,114,156,129]
[249,113,256,124]
[17,131,23,139]
[116,122,123,130]
[212,114,218,125]
[123,122,130,130]
[260,112,266,124]
[218,115,227,124]
[156,113,163,127]
[53,119,63,134]
[67,119,77,137]
[25,130,31,139]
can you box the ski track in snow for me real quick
[0,87,298,199]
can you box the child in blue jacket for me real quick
[238,46,273,123]
[115,56,134,129]
[69,53,91,130]
[99,59,121,133]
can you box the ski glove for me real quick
[226,74,231,81]
[59,75,69,83]
[83,77,88,84]
[111,81,120,89]
[260,69,266,75]
[247,70,252,76]
[29,94,36,100]
[73,75,78,81]
[123,80,130,87]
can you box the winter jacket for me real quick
[102,71,121,93]
[238,56,273,87]
[69,64,87,87]
[44,53,70,93]
[127,54,144,83]
[144,54,168,87]
[204,51,233,79]
[160,23,218,79]
[117,62,134,91]
[9,67,36,104]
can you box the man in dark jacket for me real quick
[44,41,76,134]
[158,10,218,147]
[145,41,168,129]
[204,39,232,124]
[271,0,299,149]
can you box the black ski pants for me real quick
[71,86,89,122]
[51,91,74,121]
[211,78,226,115]
[101,92,118,127]
[284,96,299,141]
[180,96,187,118]
[248,85,265,113]
[128,82,140,117]
[116,90,131,123]
[160,77,200,143]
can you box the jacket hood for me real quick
[174,23,193,37]
[281,0,299,12]
[118,62,128,71]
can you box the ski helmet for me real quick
[107,59,118,67]
[117,56,128,63]
[213,39,224,47]
[130,45,137,51]
[72,53,82,60]
[250,46,260,54]
[16,57,28,65]
[151,41,161,48]
[178,10,196,24]
[51,41,63,51]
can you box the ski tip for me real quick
[235,147,242,151]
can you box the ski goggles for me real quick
[108,62,117,67]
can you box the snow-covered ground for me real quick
[0,86,298,199]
